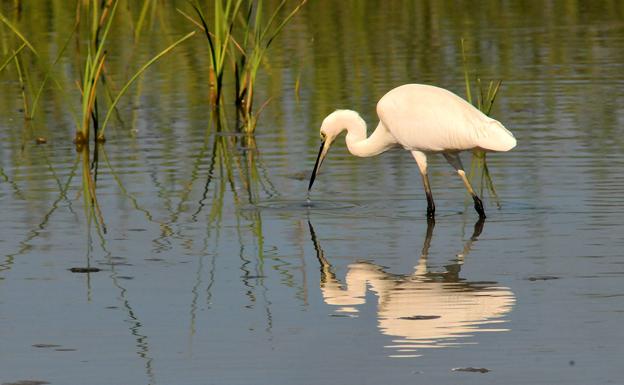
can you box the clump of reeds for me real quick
[2,1,196,232]
[182,0,307,133]
[234,0,308,132]
[186,0,242,109]
[461,38,502,207]
[74,0,195,145]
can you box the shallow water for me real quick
[1,1,624,384]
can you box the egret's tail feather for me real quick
[477,120,516,152]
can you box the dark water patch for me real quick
[2,381,50,385]
[97,261,133,267]
[284,171,309,180]
[583,293,624,299]
[526,275,560,281]
[452,367,491,373]
[213,131,250,137]
[398,315,441,320]
[54,348,77,352]
[32,344,61,348]
[68,267,101,273]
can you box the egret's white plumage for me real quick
[308,84,517,218]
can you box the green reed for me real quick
[2,8,82,131]
[2,0,196,229]
[186,0,243,109]
[75,0,195,144]
[73,0,117,145]
[181,0,306,132]
[1,11,37,120]
[461,38,502,207]
[235,0,307,132]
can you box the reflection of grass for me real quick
[461,38,501,207]
[78,143,107,235]
[0,153,79,276]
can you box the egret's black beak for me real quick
[308,140,329,191]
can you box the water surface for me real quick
[1,1,624,384]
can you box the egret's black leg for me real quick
[411,150,435,219]
[422,173,435,218]
[472,194,486,219]
[426,191,435,218]
[443,153,487,219]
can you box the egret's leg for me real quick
[443,153,486,218]
[411,151,435,218]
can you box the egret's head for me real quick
[308,110,357,192]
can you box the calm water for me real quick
[1,1,624,384]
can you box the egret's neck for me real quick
[334,111,395,157]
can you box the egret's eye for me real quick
[320,132,326,140]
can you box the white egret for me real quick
[308,84,517,218]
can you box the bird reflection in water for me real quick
[308,219,515,358]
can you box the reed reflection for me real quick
[309,219,515,358]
